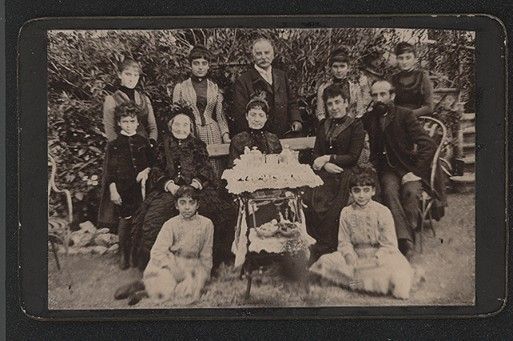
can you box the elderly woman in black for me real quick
[304,84,365,263]
[131,104,234,271]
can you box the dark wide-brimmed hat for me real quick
[360,47,385,77]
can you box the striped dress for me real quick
[172,77,230,178]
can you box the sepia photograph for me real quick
[46,26,477,309]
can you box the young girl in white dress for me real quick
[309,170,413,299]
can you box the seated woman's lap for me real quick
[141,192,177,250]
[304,171,352,256]
[197,188,237,267]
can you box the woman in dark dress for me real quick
[304,84,365,263]
[228,92,282,167]
[228,93,312,283]
[228,93,284,228]
[131,104,234,271]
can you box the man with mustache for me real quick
[362,80,436,260]
[231,38,302,137]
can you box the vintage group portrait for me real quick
[44,25,479,310]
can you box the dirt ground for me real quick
[48,193,475,309]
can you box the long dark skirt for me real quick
[97,146,119,231]
[303,171,353,262]
[131,188,237,272]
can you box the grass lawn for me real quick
[48,193,475,309]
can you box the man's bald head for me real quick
[252,38,274,52]
[370,80,395,105]
[371,80,394,93]
[252,38,275,70]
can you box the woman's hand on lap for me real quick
[324,162,343,174]
[191,179,202,190]
[313,155,330,170]
[291,121,303,132]
[166,181,180,195]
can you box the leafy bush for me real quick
[48,28,475,222]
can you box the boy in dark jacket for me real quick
[105,102,155,269]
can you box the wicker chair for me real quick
[417,116,448,252]
[48,154,73,270]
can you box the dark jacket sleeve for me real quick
[231,76,250,135]
[193,139,217,188]
[361,112,371,132]
[312,119,325,160]
[143,94,158,141]
[150,139,170,191]
[144,138,157,168]
[330,119,365,168]
[228,135,244,169]
[285,73,301,123]
[267,132,283,154]
[403,110,436,175]
[412,71,434,117]
[102,96,118,142]
[104,142,117,185]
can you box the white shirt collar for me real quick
[120,130,137,137]
[254,64,273,85]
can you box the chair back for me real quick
[48,154,73,223]
[418,116,448,189]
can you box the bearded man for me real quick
[362,80,437,259]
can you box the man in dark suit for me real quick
[231,38,302,137]
[362,80,436,259]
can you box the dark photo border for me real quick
[16,15,506,321]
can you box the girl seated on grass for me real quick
[309,170,413,299]
[115,185,214,305]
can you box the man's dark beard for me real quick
[372,101,389,116]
